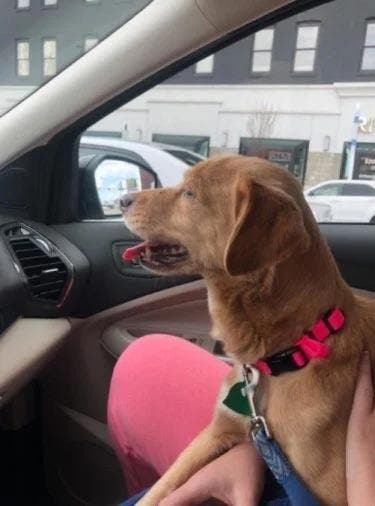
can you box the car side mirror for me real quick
[79,154,158,219]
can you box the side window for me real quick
[80,0,375,223]
[310,184,343,196]
[342,184,375,196]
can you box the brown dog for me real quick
[122,155,374,506]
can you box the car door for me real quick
[340,183,375,223]
[306,183,345,221]
[58,142,196,315]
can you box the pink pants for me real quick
[107,334,230,494]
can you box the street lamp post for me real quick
[345,103,361,180]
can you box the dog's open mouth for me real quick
[123,240,189,270]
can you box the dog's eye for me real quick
[182,190,195,198]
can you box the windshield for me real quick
[0,0,152,117]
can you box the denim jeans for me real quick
[120,429,320,506]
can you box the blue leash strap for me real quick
[253,427,321,506]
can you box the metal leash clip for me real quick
[242,365,271,440]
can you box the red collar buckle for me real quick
[253,307,345,376]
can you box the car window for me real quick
[341,184,375,196]
[78,0,375,223]
[310,184,343,196]
[0,0,153,117]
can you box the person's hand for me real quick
[346,352,375,506]
[159,442,264,506]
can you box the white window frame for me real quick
[251,27,275,73]
[361,20,375,72]
[43,38,57,77]
[16,0,30,10]
[195,55,214,74]
[293,22,320,73]
[16,40,30,77]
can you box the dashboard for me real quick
[0,215,89,407]
[0,215,89,335]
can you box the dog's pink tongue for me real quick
[123,241,148,261]
[123,240,159,261]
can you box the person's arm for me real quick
[159,442,265,506]
[346,352,375,506]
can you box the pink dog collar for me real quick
[253,308,345,376]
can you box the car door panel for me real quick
[53,221,198,316]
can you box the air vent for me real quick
[9,234,69,304]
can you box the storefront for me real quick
[341,142,375,180]
[239,138,309,184]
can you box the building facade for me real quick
[0,0,374,186]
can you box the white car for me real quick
[80,137,206,215]
[80,136,205,187]
[304,180,375,223]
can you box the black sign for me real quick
[353,144,375,180]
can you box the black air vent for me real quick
[9,235,69,304]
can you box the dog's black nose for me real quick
[120,194,134,210]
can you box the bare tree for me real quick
[246,101,278,139]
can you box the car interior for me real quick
[1,0,375,505]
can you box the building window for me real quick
[16,40,30,76]
[16,0,30,9]
[43,39,57,76]
[361,21,375,71]
[43,0,58,6]
[84,36,99,52]
[195,55,214,74]
[251,28,274,72]
[293,23,320,72]
[85,0,100,3]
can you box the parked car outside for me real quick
[81,137,204,185]
[80,137,205,215]
[307,200,333,223]
[304,180,375,223]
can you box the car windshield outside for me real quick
[1,0,375,222]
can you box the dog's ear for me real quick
[224,176,310,275]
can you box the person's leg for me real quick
[108,334,230,495]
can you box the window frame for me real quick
[15,0,30,11]
[250,26,275,74]
[15,39,31,78]
[292,21,321,75]
[42,37,57,77]
[359,19,375,74]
